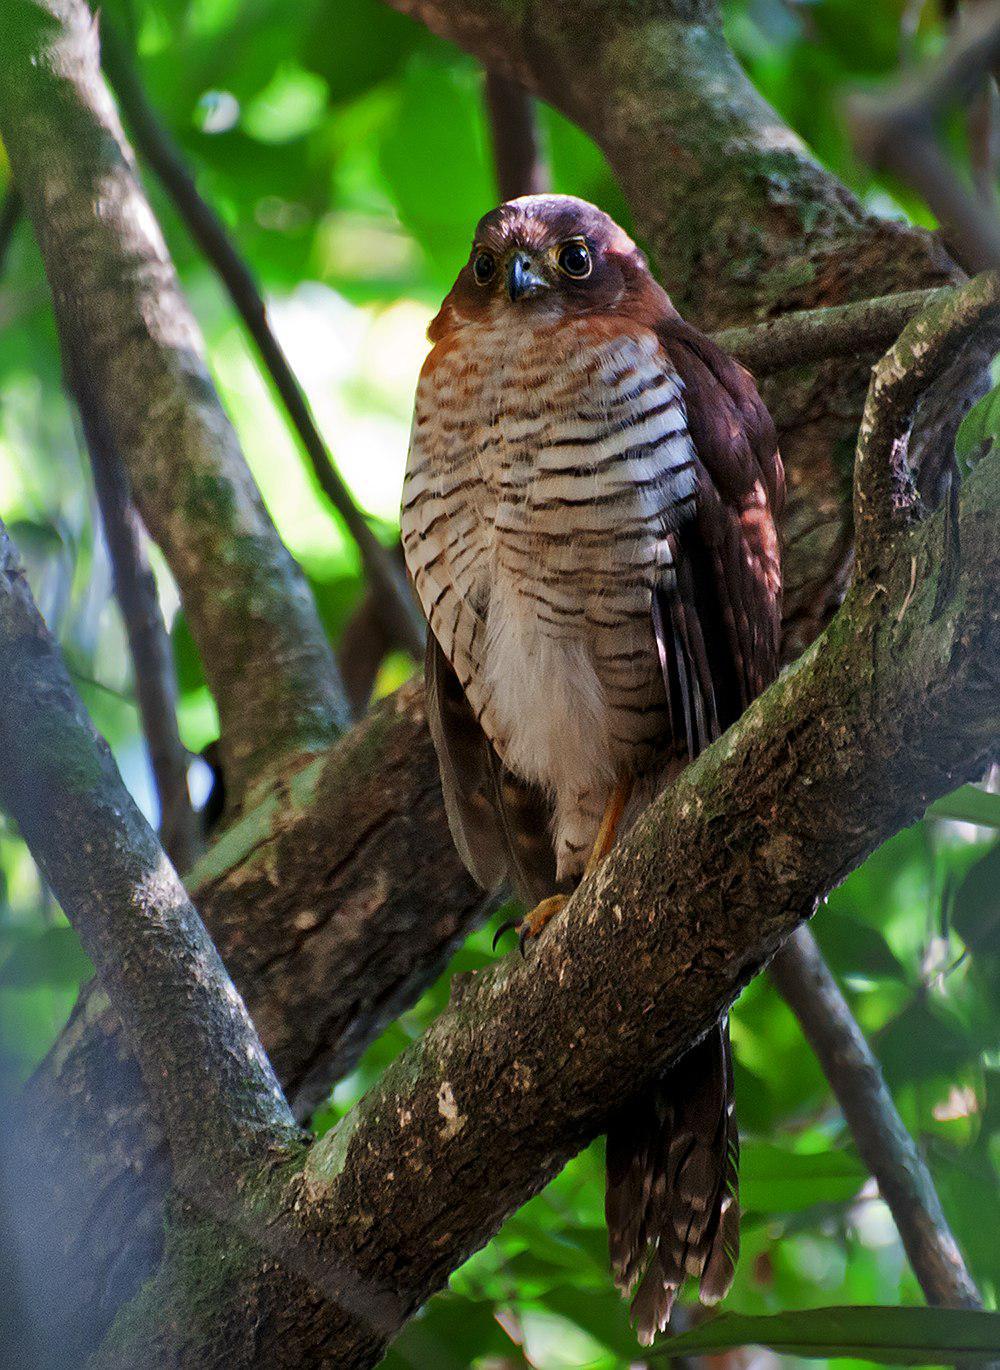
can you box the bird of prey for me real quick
[401,194,783,1344]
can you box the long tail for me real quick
[605,1019,740,1347]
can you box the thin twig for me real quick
[713,287,954,375]
[848,4,1000,273]
[99,25,425,667]
[484,71,549,201]
[81,391,203,873]
[0,184,21,277]
[770,926,984,1309]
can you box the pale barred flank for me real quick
[402,316,698,877]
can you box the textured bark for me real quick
[4,0,991,1360]
[0,0,347,803]
[0,525,297,1174]
[85,399,202,873]
[23,682,489,1359]
[93,430,1000,1367]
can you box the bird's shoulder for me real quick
[654,312,784,520]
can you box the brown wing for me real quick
[424,632,557,906]
[654,316,784,740]
[606,319,783,1345]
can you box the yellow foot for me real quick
[492,894,568,957]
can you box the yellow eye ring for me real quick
[556,240,592,279]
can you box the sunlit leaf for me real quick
[740,1141,866,1213]
[928,786,1000,830]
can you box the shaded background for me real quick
[0,0,997,1364]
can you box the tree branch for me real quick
[0,521,298,1183]
[295,430,999,1368]
[0,183,21,277]
[483,71,548,201]
[854,271,1000,572]
[90,414,999,1366]
[848,4,1000,275]
[714,288,955,375]
[84,399,202,873]
[0,0,348,802]
[98,25,425,667]
[770,927,983,1309]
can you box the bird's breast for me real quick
[403,315,697,818]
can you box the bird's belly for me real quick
[484,514,667,834]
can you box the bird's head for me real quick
[433,194,659,332]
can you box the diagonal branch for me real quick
[83,395,202,873]
[0,521,299,1183]
[295,414,998,1369]
[98,25,425,666]
[849,4,1000,276]
[0,0,348,803]
[770,926,983,1310]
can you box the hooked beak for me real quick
[506,253,548,303]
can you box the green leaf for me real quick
[0,926,93,989]
[928,785,1000,830]
[813,909,907,982]
[740,1141,866,1213]
[876,997,978,1086]
[955,379,1000,472]
[652,1305,1000,1364]
[379,52,495,277]
[952,841,1000,955]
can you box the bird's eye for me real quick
[472,250,496,285]
[557,241,592,279]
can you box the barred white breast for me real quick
[402,315,698,877]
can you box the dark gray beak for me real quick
[506,253,548,303]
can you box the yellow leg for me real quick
[583,778,632,878]
[494,779,633,956]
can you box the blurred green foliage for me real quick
[0,0,998,1364]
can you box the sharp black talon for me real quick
[518,927,530,958]
[492,919,520,952]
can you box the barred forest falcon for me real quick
[401,194,784,1344]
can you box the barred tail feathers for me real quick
[605,1019,739,1347]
